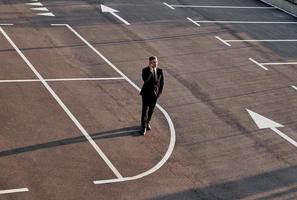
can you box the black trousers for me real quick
[141,95,157,128]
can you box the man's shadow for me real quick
[0,126,142,157]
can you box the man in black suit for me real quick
[140,56,164,135]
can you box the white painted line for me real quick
[46,77,125,82]
[291,85,297,91]
[51,24,176,185]
[170,5,275,9]
[0,79,40,83]
[261,62,297,65]
[163,2,175,10]
[186,17,200,27]
[31,7,49,11]
[109,11,131,25]
[249,58,269,70]
[0,24,13,26]
[260,0,297,18]
[0,26,123,179]
[26,2,43,6]
[193,20,297,24]
[0,188,29,195]
[226,39,297,43]
[0,77,125,83]
[272,127,297,147]
[36,12,55,17]
[215,36,231,46]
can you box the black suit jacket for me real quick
[140,66,164,98]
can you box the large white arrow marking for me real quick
[246,109,297,147]
[100,5,130,25]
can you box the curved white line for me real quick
[51,24,176,185]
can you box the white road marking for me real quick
[0,26,123,179]
[100,5,130,25]
[192,20,297,24]
[51,24,176,185]
[247,109,297,148]
[0,79,40,83]
[0,77,125,83]
[249,58,269,70]
[31,7,49,11]
[0,24,13,26]
[292,85,297,91]
[0,188,29,195]
[226,39,297,43]
[26,2,43,6]
[260,0,297,18]
[215,36,231,46]
[36,12,55,16]
[165,4,274,9]
[186,17,200,26]
[261,62,297,65]
[163,2,175,10]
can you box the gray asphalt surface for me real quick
[1,0,297,199]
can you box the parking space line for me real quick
[260,0,297,18]
[292,85,297,91]
[216,36,297,46]
[0,77,125,83]
[163,2,175,10]
[249,58,269,70]
[0,26,123,180]
[191,20,297,24]
[164,2,274,9]
[249,58,297,70]
[226,39,297,43]
[262,62,297,65]
[0,188,29,195]
[186,17,200,27]
[215,36,231,46]
[50,24,176,185]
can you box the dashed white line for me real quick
[215,36,231,46]
[186,17,200,27]
[26,2,43,6]
[36,12,55,16]
[0,26,123,180]
[249,58,269,70]
[0,188,29,195]
[31,7,49,11]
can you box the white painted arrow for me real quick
[246,109,297,147]
[100,5,130,25]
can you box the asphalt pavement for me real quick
[0,0,297,199]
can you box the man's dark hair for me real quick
[149,56,157,61]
